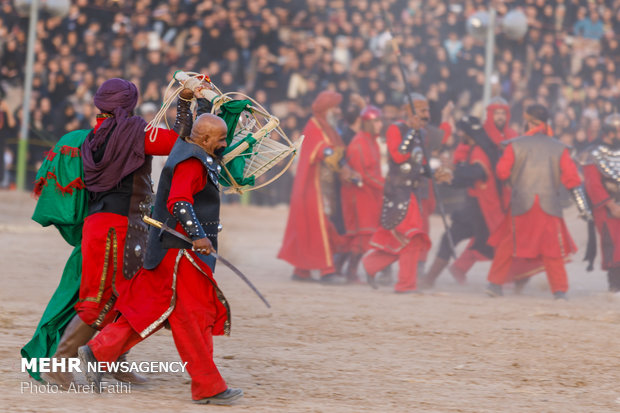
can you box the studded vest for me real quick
[587,144,620,202]
[144,139,221,270]
[380,123,426,229]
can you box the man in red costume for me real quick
[421,116,504,288]
[583,114,620,292]
[447,97,519,281]
[43,78,195,388]
[409,95,437,234]
[362,96,432,293]
[485,104,592,299]
[341,105,385,282]
[278,91,352,283]
[483,96,519,145]
[79,113,243,405]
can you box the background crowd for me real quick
[1,0,619,199]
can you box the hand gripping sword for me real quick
[143,216,271,308]
[380,5,457,259]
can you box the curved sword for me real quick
[143,215,271,308]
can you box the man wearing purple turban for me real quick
[41,78,197,389]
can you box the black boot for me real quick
[419,257,449,289]
[346,254,362,283]
[608,268,620,293]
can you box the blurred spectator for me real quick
[0,97,16,187]
[573,9,605,40]
[1,0,619,201]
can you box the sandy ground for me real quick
[1,190,620,413]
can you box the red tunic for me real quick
[77,118,179,328]
[278,117,345,271]
[466,145,504,233]
[488,143,581,259]
[341,130,384,253]
[114,158,228,337]
[87,156,230,400]
[368,124,431,254]
[451,143,547,281]
[583,164,620,269]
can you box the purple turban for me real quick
[82,78,147,192]
[94,78,139,114]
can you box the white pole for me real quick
[481,7,496,121]
[16,0,40,190]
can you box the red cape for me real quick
[278,118,344,270]
[342,131,384,252]
[467,145,504,232]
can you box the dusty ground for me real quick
[1,190,619,413]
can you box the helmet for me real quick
[456,115,484,138]
[360,105,382,120]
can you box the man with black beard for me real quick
[583,114,620,292]
[439,97,519,283]
[362,95,432,293]
[483,97,519,145]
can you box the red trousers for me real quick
[487,228,568,293]
[450,248,482,283]
[363,236,426,292]
[76,213,129,329]
[88,259,227,400]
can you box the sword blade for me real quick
[142,216,271,308]
[210,251,271,308]
[143,215,192,243]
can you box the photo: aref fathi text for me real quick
[20,381,131,394]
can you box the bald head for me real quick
[191,113,227,140]
[189,113,229,158]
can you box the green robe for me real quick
[21,129,90,381]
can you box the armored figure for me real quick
[583,114,620,292]
[80,113,243,405]
[381,123,427,230]
[362,96,432,293]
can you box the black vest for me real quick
[86,152,154,280]
[380,123,426,229]
[144,138,221,270]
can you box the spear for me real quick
[380,4,457,259]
